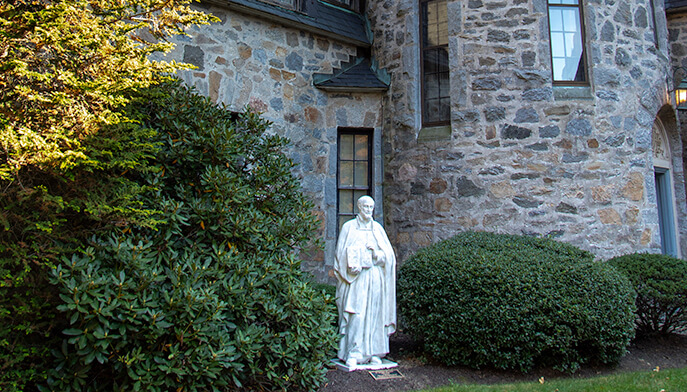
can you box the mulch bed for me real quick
[318,331,687,392]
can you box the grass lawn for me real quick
[423,367,687,392]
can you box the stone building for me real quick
[161,0,687,281]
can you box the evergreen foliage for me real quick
[398,232,636,373]
[1,2,222,389]
[0,0,214,179]
[608,253,687,336]
[47,82,337,391]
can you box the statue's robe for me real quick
[334,216,396,362]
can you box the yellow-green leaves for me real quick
[0,0,217,179]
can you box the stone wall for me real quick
[159,3,386,281]
[668,12,687,187]
[369,0,687,261]
[669,12,687,69]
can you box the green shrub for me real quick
[608,253,687,336]
[47,81,337,391]
[312,282,337,299]
[398,231,636,373]
[1,1,213,389]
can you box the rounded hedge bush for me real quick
[398,231,636,373]
[608,253,687,336]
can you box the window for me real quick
[259,0,301,11]
[649,0,659,48]
[337,129,372,232]
[547,0,587,83]
[653,120,678,257]
[324,0,362,12]
[655,169,678,256]
[421,0,450,126]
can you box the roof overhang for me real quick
[205,0,371,47]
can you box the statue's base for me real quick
[330,358,398,372]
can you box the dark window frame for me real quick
[420,0,450,127]
[322,0,363,13]
[258,0,302,11]
[649,0,660,48]
[337,128,373,235]
[655,167,678,256]
[547,0,589,86]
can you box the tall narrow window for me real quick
[338,129,372,232]
[421,0,449,126]
[548,0,587,83]
[655,169,678,256]
[649,0,659,48]
[653,120,679,257]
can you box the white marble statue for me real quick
[334,195,396,370]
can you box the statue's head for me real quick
[357,196,374,221]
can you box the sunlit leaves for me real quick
[0,0,217,179]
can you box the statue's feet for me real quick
[345,358,357,368]
[369,356,382,365]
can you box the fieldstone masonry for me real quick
[159,3,385,281]
[160,0,687,279]
[369,0,687,260]
[668,13,687,184]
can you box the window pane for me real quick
[424,51,438,73]
[425,74,440,99]
[424,49,449,101]
[426,2,438,45]
[437,22,448,46]
[338,130,372,235]
[427,2,438,45]
[565,32,577,56]
[439,72,449,95]
[355,162,369,187]
[261,0,298,8]
[438,48,449,71]
[422,0,448,46]
[354,134,368,159]
[339,189,354,214]
[428,98,450,123]
[553,58,566,80]
[549,8,563,31]
[550,32,565,57]
[562,8,580,34]
[549,5,584,82]
[439,98,450,120]
[322,0,359,11]
[573,58,585,81]
[424,48,449,75]
[421,0,449,125]
[425,98,442,123]
[340,161,353,186]
[549,0,578,4]
[340,134,354,160]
